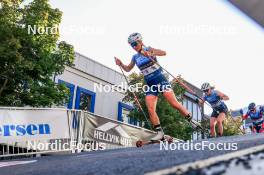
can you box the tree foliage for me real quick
[0,0,74,107]
[123,72,194,140]
[223,113,244,136]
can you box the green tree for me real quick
[223,112,244,136]
[123,72,194,140]
[0,0,74,107]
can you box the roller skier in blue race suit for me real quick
[240,103,264,133]
[198,82,229,137]
[115,33,200,141]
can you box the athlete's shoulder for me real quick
[132,53,140,62]
[211,90,218,95]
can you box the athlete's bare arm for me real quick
[148,47,166,56]
[115,57,135,72]
[216,90,229,101]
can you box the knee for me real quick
[217,120,223,126]
[147,106,156,114]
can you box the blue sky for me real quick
[28,0,264,111]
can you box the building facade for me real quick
[182,81,205,140]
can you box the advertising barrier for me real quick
[0,108,177,158]
[83,112,156,149]
[0,108,70,142]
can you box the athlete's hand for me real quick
[115,57,122,66]
[141,50,154,58]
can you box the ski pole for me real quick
[142,51,204,101]
[144,52,216,113]
[115,58,153,129]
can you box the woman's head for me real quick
[128,32,143,52]
[248,102,256,112]
[201,82,213,95]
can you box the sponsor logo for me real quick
[0,124,51,137]
[94,122,132,146]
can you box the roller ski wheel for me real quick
[136,135,173,148]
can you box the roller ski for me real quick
[136,134,173,148]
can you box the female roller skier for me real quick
[115,32,199,141]
[198,83,229,137]
[240,103,264,133]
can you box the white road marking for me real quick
[146,144,264,175]
[0,160,37,168]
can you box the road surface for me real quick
[1,134,264,175]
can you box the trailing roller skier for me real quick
[240,103,264,133]
[198,82,229,137]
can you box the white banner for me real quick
[0,109,70,142]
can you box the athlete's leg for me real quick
[145,95,164,141]
[163,90,189,116]
[210,117,217,137]
[145,95,159,126]
[255,124,261,133]
[216,112,226,136]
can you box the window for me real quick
[193,103,198,121]
[118,102,135,125]
[79,92,92,111]
[187,100,193,117]
[192,131,198,140]
[197,106,202,121]
[58,80,75,109]
[183,99,187,109]
[75,86,96,112]
[122,107,130,123]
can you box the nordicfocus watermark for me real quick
[160,141,238,151]
[160,24,237,36]
[27,139,106,152]
[27,24,105,35]
[93,82,172,94]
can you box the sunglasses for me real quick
[130,42,138,48]
[203,89,209,93]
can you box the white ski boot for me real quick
[150,130,165,141]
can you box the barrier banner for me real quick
[0,109,70,142]
[82,112,156,148]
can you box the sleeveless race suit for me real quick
[203,90,228,117]
[243,107,264,133]
[131,46,171,96]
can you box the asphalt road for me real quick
[1,134,264,175]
